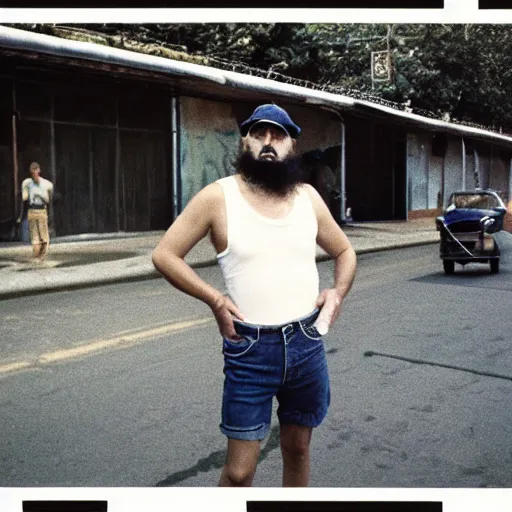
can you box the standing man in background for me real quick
[18,162,54,262]
[152,104,357,487]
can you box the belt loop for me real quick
[282,323,293,344]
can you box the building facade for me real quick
[1,25,512,241]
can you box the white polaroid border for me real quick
[1,2,512,512]
[0,0,502,24]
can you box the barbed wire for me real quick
[205,55,510,135]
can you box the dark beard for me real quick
[236,151,304,197]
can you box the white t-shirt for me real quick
[21,177,54,208]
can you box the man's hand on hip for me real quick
[315,288,343,329]
[212,295,246,341]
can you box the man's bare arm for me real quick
[152,183,244,339]
[305,184,357,327]
[18,181,28,223]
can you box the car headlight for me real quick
[481,216,495,230]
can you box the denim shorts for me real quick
[220,308,330,441]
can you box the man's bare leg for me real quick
[31,243,42,260]
[280,424,313,487]
[218,438,261,487]
[39,241,48,261]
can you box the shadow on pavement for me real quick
[0,251,140,270]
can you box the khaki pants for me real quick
[27,209,50,260]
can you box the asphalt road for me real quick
[1,232,512,487]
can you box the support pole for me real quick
[461,137,466,189]
[171,95,180,220]
[340,119,346,222]
[12,112,19,226]
[508,158,512,204]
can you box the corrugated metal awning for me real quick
[2,24,512,149]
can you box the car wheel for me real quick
[443,260,455,275]
[490,258,500,274]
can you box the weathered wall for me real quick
[284,104,342,155]
[0,76,14,241]
[407,132,430,211]
[428,155,443,209]
[179,97,241,209]
[488,154,509,201]
[407,133,511,216]
[179,97,343,210]
[1,59,173,238]
[443,137,463,202]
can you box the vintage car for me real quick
[435,189,507,274]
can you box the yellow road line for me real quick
[0,316,214,376]
[0,361,32,374]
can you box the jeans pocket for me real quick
[223,335,257,358]
[299,322,323,341]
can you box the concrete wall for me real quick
[407,132,430,210]
[179,96,342,210]
[180,94,512,223]
[489,154,509,201]
[428,155,443,209]
[285,104,342,155]
[464,152,477,191]
[407,131,511,215]
[180,97,240,209]
[442,137,462,205]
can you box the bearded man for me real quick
[152,103,357,487]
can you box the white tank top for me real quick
[216,175,319,325]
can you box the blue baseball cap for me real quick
[240,104,301,138]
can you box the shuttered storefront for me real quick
[1,60,173,239]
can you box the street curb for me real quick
[0,239,439,301]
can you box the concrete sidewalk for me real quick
[0,218,439,300]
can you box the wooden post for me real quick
[115,97,121,232]
[50,91,56,235]
[89,129,95,231]
[12,112,19,226]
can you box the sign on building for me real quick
[371,50,392,87]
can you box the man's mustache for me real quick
[259,146,277,157]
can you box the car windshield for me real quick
[448,193,501,209]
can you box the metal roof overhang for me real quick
[0,25,227,85]
[221,69,355,110]
[354,99,512,149]
[0,25,355,112]
[2,24,512,150]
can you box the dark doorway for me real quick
[345,116,407,221]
